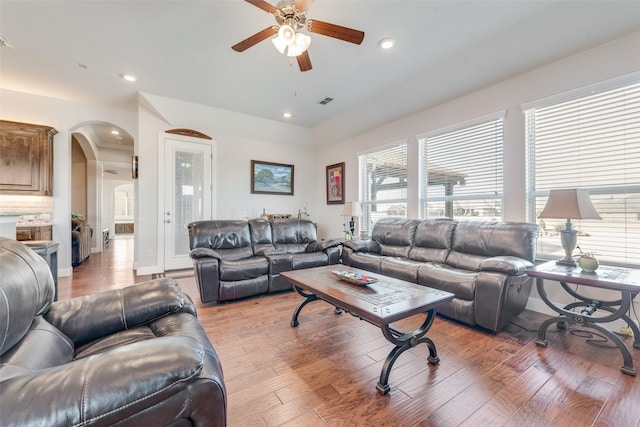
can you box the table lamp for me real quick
[341,201,363,239]
[538,189,601,266]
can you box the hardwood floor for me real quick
[58,240,640,427]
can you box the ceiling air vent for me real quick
[0,34,14,49]
[319,97,334,105]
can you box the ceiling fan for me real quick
[231,0,365,72]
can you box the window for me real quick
[358,142,408,233]
[114,183,134,221]
[418,113,504,221]
[524,72,640,266]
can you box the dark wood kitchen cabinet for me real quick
[0,120,58,195]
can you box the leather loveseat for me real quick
[341,218,538,332]
[0,237,227,426]
[188,218,341,304]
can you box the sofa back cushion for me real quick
[409,219,456,263]
[272,219,317,253]
[249,219,275,254]
[446,221,539,270]
[0,238,56,357]
[372,219,420,258]
[188,220,254,260]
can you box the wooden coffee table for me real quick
[280,265,454,394]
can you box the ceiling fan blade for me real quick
[245,0,276,14]
[294,0,315,12]
[231,27,278,52]
[307,20,364,45]
[296,50,312,72]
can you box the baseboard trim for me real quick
[136,265,163,276]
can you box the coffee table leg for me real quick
[376,308,438,395]
[291,286,319,327]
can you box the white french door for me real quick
[162,136,214,270]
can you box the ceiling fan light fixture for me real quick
[287,32,311,57]
[272,36,288,54]
[278,24,296,44]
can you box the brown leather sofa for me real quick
[0,237,227,426]
[188,218,341,304]
[341,218,539,332]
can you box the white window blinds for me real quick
[525,72,640,266]
[358,142,408,233]
[419,113,504,220]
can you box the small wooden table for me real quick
[526,260,640,376]
[280,265,454,394]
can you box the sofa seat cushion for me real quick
[379,257,423,283]
[275,243,308,254]
[417,263,477,301]
[269,252,329,274]
[219,257,268,281]
[0,317,74,382]
[292,252,330,269]
[346,252,384,273]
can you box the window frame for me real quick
[357,140,409,234]
[418,111,505,221]
[524,71,640,267]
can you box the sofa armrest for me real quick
[306,239,341,252]
[45,279,195,347]
[479,256,533,275]
[342,239,380,253]
[0,337,209,427]
[190,247,222,260]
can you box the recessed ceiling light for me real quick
[378,38,395,50]
[283,112,292,118]
[120,73,138,82]
[111,130,120,135]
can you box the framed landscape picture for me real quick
[251,160,294,195]
[326,162,344,204]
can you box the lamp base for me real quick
[555,257,577,267]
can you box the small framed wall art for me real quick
[326,162,345,204]
[251,160,294,195]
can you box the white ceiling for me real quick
[2,1,640,147]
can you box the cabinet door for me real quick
[0,120,57,195]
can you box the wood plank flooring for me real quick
[59,238,640,426]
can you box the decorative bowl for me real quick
[578,255,599,272]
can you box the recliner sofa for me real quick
[0,237,227,426]
[341,218,538,332]
[188,218,341,304]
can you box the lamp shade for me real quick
[341,201,363,217]
[538,189,601,220]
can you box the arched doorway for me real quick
[70,121,134,257]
